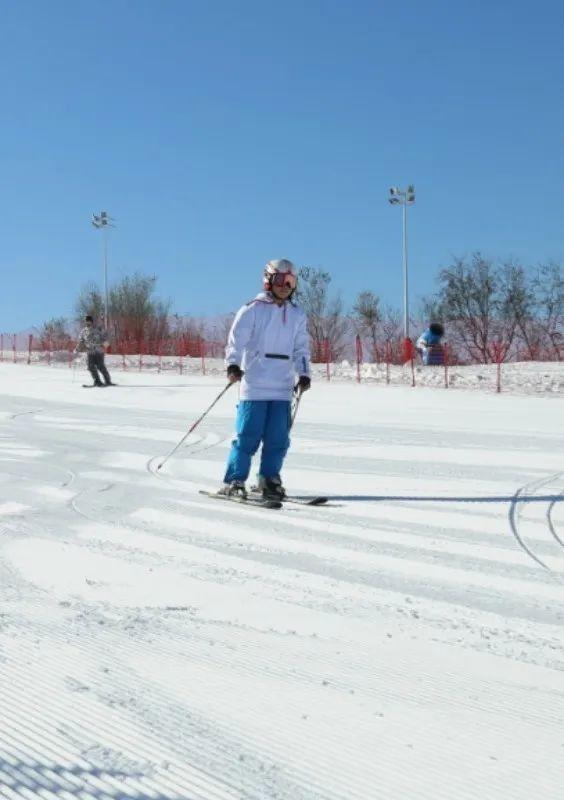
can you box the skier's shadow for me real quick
[0,754,174,799]
[109,383,200,388]
[327,494,562,504]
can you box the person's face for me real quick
[270,271,296,301]
[85,319,93,327]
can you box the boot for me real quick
[218,480,247,499]
[258,475,286,500]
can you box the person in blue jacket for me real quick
[416,322,446,365]
[220,259,311,500]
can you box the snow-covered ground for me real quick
[0,362,563,800]
[12,351,564,395]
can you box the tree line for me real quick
[302,254,561,363]
[39,275,205,356]
[39,254,562,363]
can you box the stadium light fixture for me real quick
[387,186,416,339]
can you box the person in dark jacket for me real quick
[74,315,114,386]
[416,322,446,365]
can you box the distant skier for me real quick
[74,315,115,386]
[416,322,446,365]
[220,259,311,500]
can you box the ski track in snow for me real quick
[0,363,564,800]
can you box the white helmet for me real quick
[263,258,298,293]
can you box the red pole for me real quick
[178,339,183,375]
[402,336,414,364]
[402,337,415,387]
[355,334,362,383]
[175,338,180,374]
[488,342,505,394]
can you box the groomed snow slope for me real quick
[0,363,563,800]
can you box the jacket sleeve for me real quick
[416,333,427,351]
[75,330,85,352]
[225,304,255,367]
[293,310,311,377]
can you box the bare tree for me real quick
[371,305,403,363]
[75,283,104,324]
[109,274,170,347]
[38,317,73,351]
[533,261,563,359]
[419,295,444,328]
[379,306,402,342]
[297,267,348,360]
[431,253,499,363]
[220,312,236,345]
[75,274,171,352]
[497,260,536,358]
[170,314,206,356]
[352,291,381,353]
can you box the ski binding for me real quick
[199,489,282,510]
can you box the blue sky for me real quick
[1,0,563,330]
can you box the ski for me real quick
[199,490,282,510]
[283,495,328,506]
[249,489,328,506]
[82,384,106,388]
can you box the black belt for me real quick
[265,353,290,360]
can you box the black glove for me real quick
[295,375,311,394]
[227,364,243,382]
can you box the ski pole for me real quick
[72,355,80,383]
[157,382,234,471]
[290,388,303,429]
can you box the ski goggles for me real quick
[270,271,297,289]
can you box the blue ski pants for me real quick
[223,400,291,483]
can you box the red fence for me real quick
[1,331,561,394]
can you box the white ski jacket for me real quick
[225,292,311,401]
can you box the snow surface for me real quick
[0,362,563,800]
[14,350,564,395]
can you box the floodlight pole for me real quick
[91,211,115,330]
[103,226,109,330]
[388,186,415,340]
[402,200,408,339]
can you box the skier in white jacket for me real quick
[220,259,311,500]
